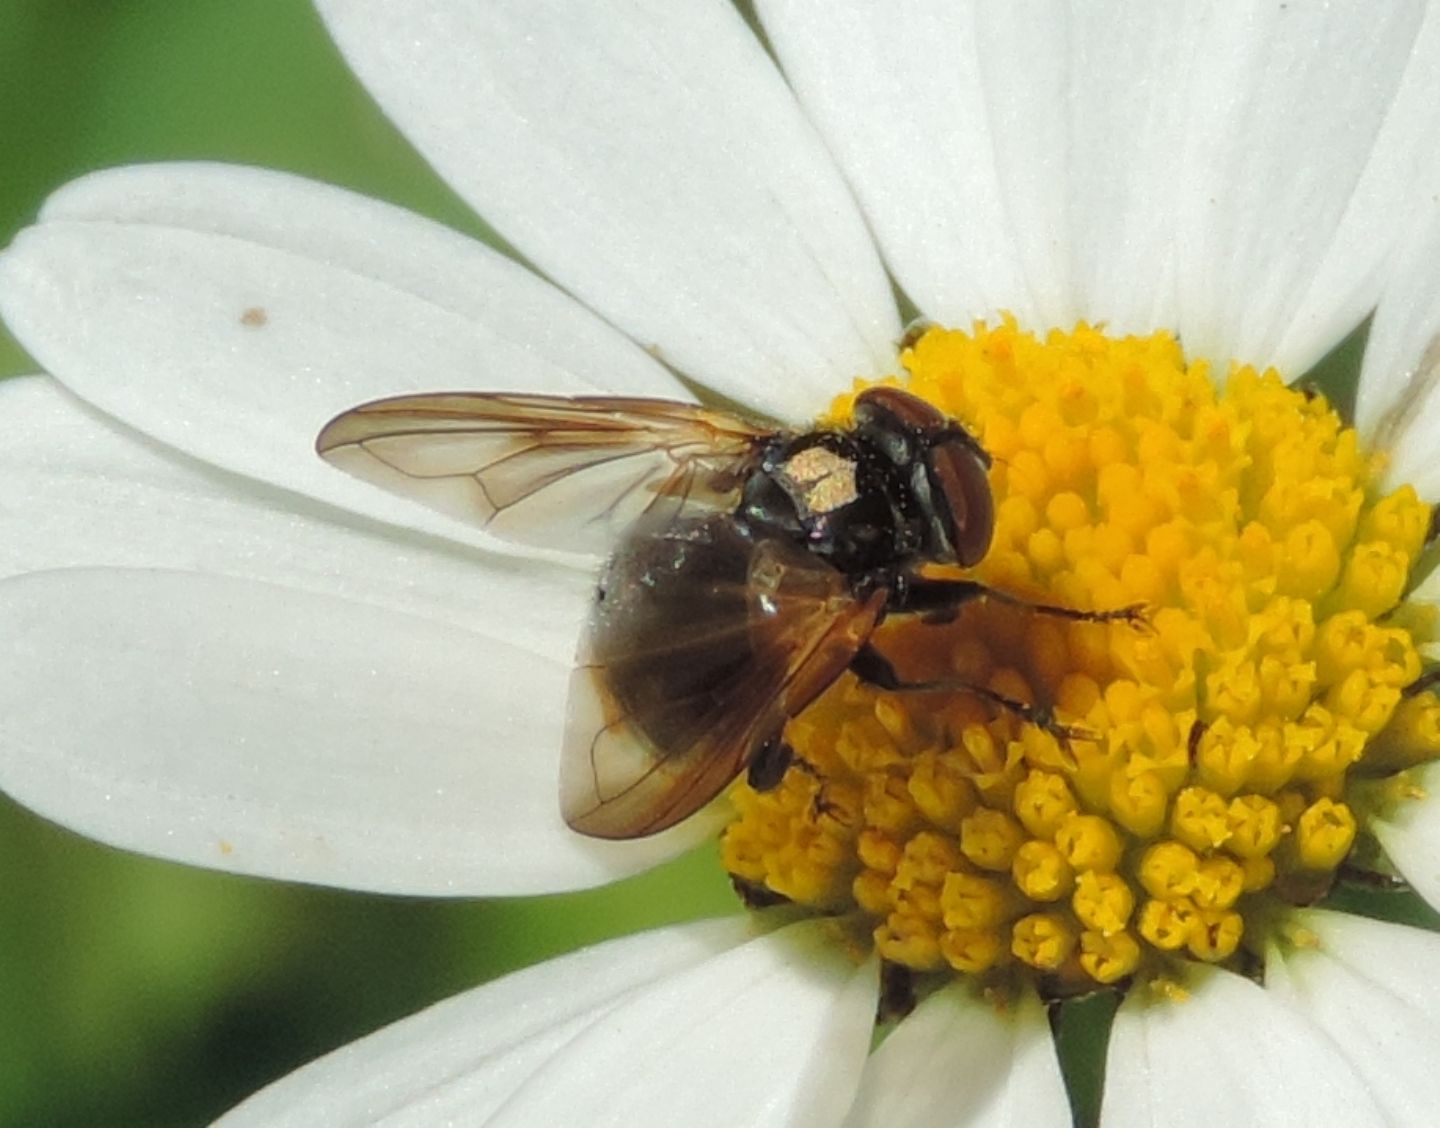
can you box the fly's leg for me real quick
[746,733,844,823]
[746,733,793,792]
[1404,669,1440,698]
[849,643,1098,743]
[891,576,1149,630]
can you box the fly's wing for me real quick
[560,520,887,839]
[316,393,770,556]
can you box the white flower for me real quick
[6,2,1440,1124]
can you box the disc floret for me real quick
[722,319,1440,994]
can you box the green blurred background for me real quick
[0,4,734,1125]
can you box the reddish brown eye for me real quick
[929,439,995,567]
[854,386,948,432]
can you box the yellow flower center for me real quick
[721,319,1440,993]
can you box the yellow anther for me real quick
[853,869,894,915]
[856,829,902,875]
[1187,909,1244,962]
[1359,485,1430,559]
[960,808,1026,872]
[1319,669,1400,736]
[863,771,921,834]
[1332,541,1411,619]
[1246,722,1304,793]
[1238,855,1276,892]
[1073,871,1136,935]
[1109,766,1169,838]
[1369,629,1423,688]
[1014,722,1072,776]
[1191,856,1245,910]
[1257,654,1316,718]
[1055,813,1124,872]
[1088,425,1128,471]
[940,871,1011,930]
[997,495,1041,544]
[939,928,1004,974]
[896,882,942,921]
[1276,520,1341,601]
[1011,913,1077,971]
[1296,799,1357,870]
[1293,716,1369,781]
[895,832,963,889]
[875,915,942,971]
[838,715,903,776]
[1147,521,1194,579]
[1138,841,1199,900]
[1119,551,1167,605]
[956,726,1009,795]
[1079,929,1142,984]
[874,696,917,746]
[1207,659,1263,725]
[1047,490,1091,532]
[906,751,974,826]
[1368,692,1440,771]
[1104,679,1146,724]
[1171,786,1232,851]
[1018,401,1063,450]
[1226,794,1282,858]
[1193,718,1257,796]
[1314,611,1385,684]
[1138,897,1198,950]
[1011,840,1075,902]
[1251,596,1316,655]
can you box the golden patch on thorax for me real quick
[779,444,861,517]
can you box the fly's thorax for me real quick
[738,433,907,574]
[738,417,975,577]
[721,319,1440,1000]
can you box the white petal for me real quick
[216,915,754,1127]
[1354,207,1440,498]
[1060,3,1194,336]
[0,568,711,896]
[0,163,685,552]
[1266,908,1440,1128]
[1367,761,1440,912]
[0,375,591,664]
[317,0,900,419]
[972,1,1205,338]
[1173,3,1426,372]
[1274,4,1440,377]
[844,985,1068,1127]
[1102,965,1385,1127]
[219,917,875,1128]
[757,1,1038,327]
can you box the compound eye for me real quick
[929,440,995,567]
[854,386,948,433]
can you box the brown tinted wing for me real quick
[316,393,769,555]
[560,521,887,839]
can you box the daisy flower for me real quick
[5,1,1440,1124]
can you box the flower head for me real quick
[6,2,1440,1124]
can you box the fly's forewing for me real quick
[316,393,769,556]
[561,517,887,839]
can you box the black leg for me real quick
[848,643,1097,742]
[891,576,1148,629]
[746,733,794,792]
[1405,669,1440,698]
